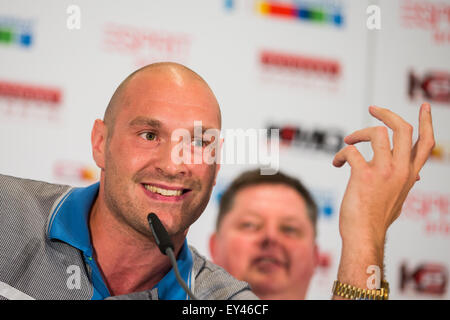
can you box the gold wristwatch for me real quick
[332,279,390,300]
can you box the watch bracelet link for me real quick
[332,279,389,300]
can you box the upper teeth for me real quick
[145,185,183,196]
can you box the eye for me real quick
[281,225,301,236]
[238,221,260,231]
[139,132,157,141]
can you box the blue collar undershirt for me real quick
[46,182,194,300]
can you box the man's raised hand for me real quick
[333,103,435,251]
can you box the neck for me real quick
[88,193,186,296]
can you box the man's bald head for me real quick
[103,62,221,139]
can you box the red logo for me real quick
[260,50,340,77]
[258,50,341,92]
[317,251,332,270]
[400,262,448,295]
[311,250,334,291]
[0,80,62,120]
[0,81,61,103]
[53,160,99,184]
[402,190,450,236]
[408,71,450,104]
[400,0,450,44]
[103,23,192,68]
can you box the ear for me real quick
[209,232,218,263]
[91,119,107,170]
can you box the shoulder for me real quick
[189,245,259,300]
[0,173,71,229]
[0,173,71,204]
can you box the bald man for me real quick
[0,62,435,300]
[0,63,254,300]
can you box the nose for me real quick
[155,139,189,180]
[259,222,281,249]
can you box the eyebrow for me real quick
[128,116,220,135]
[128,117,161,128]
[280,217,303,225]
[239,211,302,224]
[238,212,262,219]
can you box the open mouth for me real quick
[141,183,191,200]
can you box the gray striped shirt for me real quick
[0,174,258,300]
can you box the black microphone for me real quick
[147,213,198,300]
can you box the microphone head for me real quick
[147,213,174,255]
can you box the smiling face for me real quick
[210,183,318,300]
[91,64,221,241]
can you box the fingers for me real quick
[369,106,413,162]
[333,145,366,168]
[334,104,434,176]
[411,103,435,173]
[344,126,392,165]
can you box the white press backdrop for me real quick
[0,0,449,299]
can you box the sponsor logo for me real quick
[0,81,61,103]
[311,188,336,218]
[400,262,448,296]
[255,0,344,27]
[268,124,345,154]
[224,0,234,11]
[261,50,340,76]
[408,70,450,105]
[431,142,450,162]
[400,0,450,44]
[317,251,332,270]
[0,80,62,120]
[259,50,341,92]
[402,190,450,236]
[102,23,192,68]
[0,16,34,48]
[53,160,99,184]
[311,251,334,292]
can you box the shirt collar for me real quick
[46,181,194,300]
[46,182,100,257]
[154,239,194,300]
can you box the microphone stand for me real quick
[147,213,198,300]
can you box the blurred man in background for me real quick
[209,169,319,299]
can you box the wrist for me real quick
[340,228,386,253]
[340,236,385,270]
[336,235,386,291]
